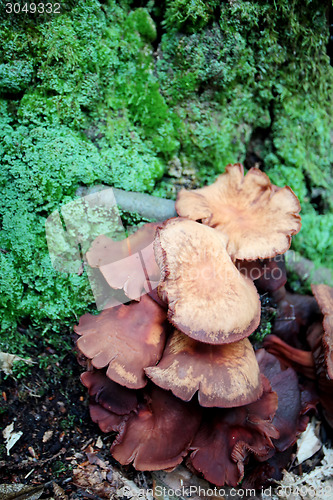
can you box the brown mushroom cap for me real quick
[86,223,160,301]
[75,295,167,389]
[111,386,202,471]
[175,163,301,261]
[154,218,261,344]
[81,370,138,415]
[271,289,321,349]
[256,349,314,452]
[145,331,262,408]
[235,255,287,293]
[89,403,125,433]
[188,375,278,487]
[81,369,139,434]
[311,284,333,378]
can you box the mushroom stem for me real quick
[263,335,316,380]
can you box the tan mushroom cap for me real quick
[145,331,263,407]
[75,294,167,389]
[154,218,261,344]
[86,223,160,300]
[311,284,333,378]
[175,163,301,261]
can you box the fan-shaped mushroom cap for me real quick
[86,223,160,300]
[89,403,125,433]
[306,322,333,428]
[145,331,262,408]
[256,349,314,452]
[176,164,301,261]
[311,284,333,378]
[154,218,261,344]
[81,370,138,415]
[81,370,139,433]
[188,375,278,486]
[271,289,320,349]
[303,285,333,427]
[111,386,202,471]
[75,295,167,389]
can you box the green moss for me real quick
[164,0,219,33]
[173,99,253,182]
[0,111,162,348]
[0,60,34,93]
[0,0,332,358]
[266,95,333,208]
[266,162,308,203]
[292,212,333,269]
[127,8,157,41]
[103,144,164,193]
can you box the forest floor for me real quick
[0,335,156,499]
[1,275,333,500]
[0,336,332,500]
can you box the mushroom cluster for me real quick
[76,164,317,487]
[264,283,333,428]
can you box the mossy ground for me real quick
[0,0,332,379]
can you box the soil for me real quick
[0,337,150,499]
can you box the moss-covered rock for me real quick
[0,0,332,353]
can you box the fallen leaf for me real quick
[111,469,153,500]
[0,351,34,375]
[2,422,23,455]
[96,436,103,449]
[275,446,333,500]
[72,464,114,499]
[53,482,68,499]
[296,417,321,465]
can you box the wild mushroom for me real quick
[86,222,160,301]
[187,375,279,486]
[81,370,138,415]
[306,284,333,427]
[75,294,167,389]
[154,218,261,344]
[242,350,318,489]
[264,284,333,426]
[176,163,301,261]
[89,403,125,433]
[81,369,138,433]
[82,370,202,470]
[235,255,287,296]
[256,349,316,452]
[269,286,320,348]
[145,330,262,408]
[262,335,316,379]
[311,284,333,378]
[76,167,306,486]
[110,386,202,471]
